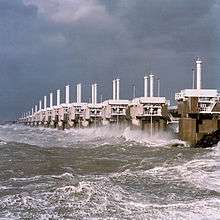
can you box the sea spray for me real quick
[0,124,219,219]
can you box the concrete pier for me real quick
[176,89,220,144]
[44,108,52,127]
[102,99,130,126]
[129,75,170,134]
[68,103,86,128]
[83,103,103,127]
[101,79,130,126]
[175,58,220,145]
[51,106,59,128]
[129,97,170,134]
[57,104,73,129]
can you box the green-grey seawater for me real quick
[0,125,219,219]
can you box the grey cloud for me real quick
[0,0,219,120]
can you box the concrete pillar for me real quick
[112,80,116,100]
[44,96,47,110]
[192,68,195,89]
[149,74,154,97]
[39,100,42,110]
[92,83,97,104]
[92,84,94,104]
[77,83,81,103]
[50,92,53,108]
[65,85,69,104]
[116,78,120,100]
[57,89,60,106]
[94,84,97,104]
[196,58,202,90]
[157,77,160,97]
[144,76,148,97]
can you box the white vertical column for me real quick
[50,92,53,108]
[144,76,148,97]
[149,74,154,97]
[92,84,94,104]
[31,108,34,115]
[35,105,38,113]
[44,96,47,110]
[94,83,97,104]
[192,68,195,89]
[77,83,82,103]
[39,100,42,110]
[116,78,120,100]
[157,77,160,97]
[112,80,116,100]
[196,58,202,90]
[132,84,136,99]
[57,89,60,106]
[65,85,69,104]
[76,85,78,103]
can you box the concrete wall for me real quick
[141,118,167,133]
[179,118,197,144]
[199,119,218,134]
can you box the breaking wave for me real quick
[0,124,219,219]
[0,124,185,148]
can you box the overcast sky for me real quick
[0,0,219,120]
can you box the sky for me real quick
[0,0,219,121]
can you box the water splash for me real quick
[0,124,186,148]
[0,124,219,219]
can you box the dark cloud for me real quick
[0,0,219,120]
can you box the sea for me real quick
[0,124,219,219]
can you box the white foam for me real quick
[1,170,220,219]
[126,198,220,220]
[0,124,187,149]
[0,140,7,145]
[122,127,187,147]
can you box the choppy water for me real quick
[0,124,219,219]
